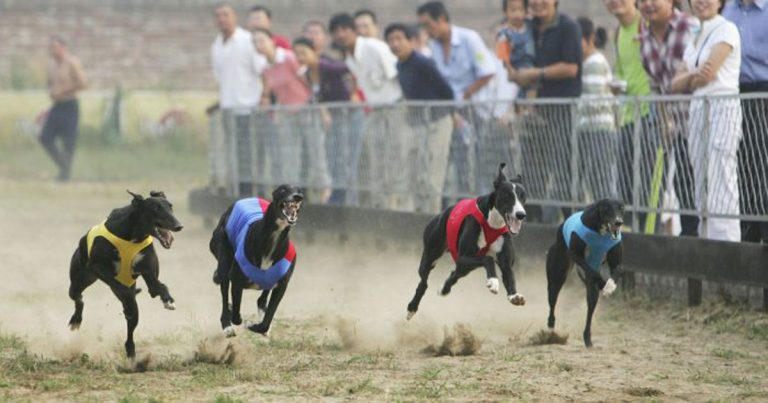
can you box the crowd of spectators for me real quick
[207,0,768,244]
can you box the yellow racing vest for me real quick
[86,222,153,287]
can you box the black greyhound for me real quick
[210,185,303,337]
[546,199,624,347]
[68,190,183,358]
[407,163,527,319]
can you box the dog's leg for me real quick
[68,244,97,330]
[220,269,234,337]
[68,272,97,331]
[583,277,600,348]
[248,265,294,335]
[497,235,525,306]
[406,245,443,320]
[211,228,234,286]
[546,240,571,329]
[440,255,491,296]
[135,247,175,310]
[111,286,139,359]
[257,290,270,320]
[230,282,243,326]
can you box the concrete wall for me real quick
[0,0,613,90]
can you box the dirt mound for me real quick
[528,329,569,345]
[422,323,482,357]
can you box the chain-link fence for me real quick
[209,93,768,233]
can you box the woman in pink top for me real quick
[253,29,331,200]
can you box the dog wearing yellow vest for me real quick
[67,190,183,359]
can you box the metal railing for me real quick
[208,93,768,233]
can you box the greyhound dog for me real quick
[546,199,624,347]
[209,185,303,337]
[68,190,183,358]
[406,163,527,319]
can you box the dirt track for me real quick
[1,178,767,402]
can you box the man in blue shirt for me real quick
[386,23,454,213]
[417,1,498,203]
[723,0,768,243]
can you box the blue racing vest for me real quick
[562,211,621,272]
[225,198,296,290]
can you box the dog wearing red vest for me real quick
[406,163,527,320]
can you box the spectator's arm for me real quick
[692,42,734,89]
[260,74,272,106]
[463,74,494,100]
[670,63,694,94]
[464,31,497,99]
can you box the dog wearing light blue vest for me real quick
[209,185,303,337]
[545,199,625,347]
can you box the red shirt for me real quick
[262,48,310,106]
[446,198,508,262]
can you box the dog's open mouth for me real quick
[153,227,175,249]
[507,218,523,236]
[609,222,623,240]
[281,200,301,225]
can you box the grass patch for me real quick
[625,386,663,397]
[528,329,569,346]
[405,365,449,399]
[711,348,748,360]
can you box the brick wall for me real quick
[0,0,612,90]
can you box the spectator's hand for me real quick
[452,113,465,131]
[514,68,540,88]
[205,103,220,116]
[320,109,332,131]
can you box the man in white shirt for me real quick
[330,13,410,209]
[208,3,266,196]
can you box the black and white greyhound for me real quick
[406,163,527,319]
[68,190,183,358]
[546,199,624,347]
[209,185,303,337]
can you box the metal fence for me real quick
[208,93,768,233]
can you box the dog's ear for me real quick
[127,190,144,205]
[512,174,523,184]
[149,190,166,199]
[493,163,507,189]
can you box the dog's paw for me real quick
[486,278,500,294]
[223,325,237,338]
[68,322,81,331]
[602,278,617,296]
[508,293,526,306]
[406,311,416,321]
[163,300,176,310]
[247,321,270,336]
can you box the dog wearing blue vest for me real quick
[67,190,183,359]
[546,199,624,348]
[209,185,303,337]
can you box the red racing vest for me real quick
[446,198,508,261]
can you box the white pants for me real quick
[688,98,742,242]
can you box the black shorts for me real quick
[41,100,79,141]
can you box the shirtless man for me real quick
[41,35,87,182]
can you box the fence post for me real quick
[570,100,580,209]
[688,98,710,307]
[631,98,642,233]
[225,111,240,199]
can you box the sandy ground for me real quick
[1,178,767,402]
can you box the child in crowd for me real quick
[496,0,535,98]
[576,16,617,202]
